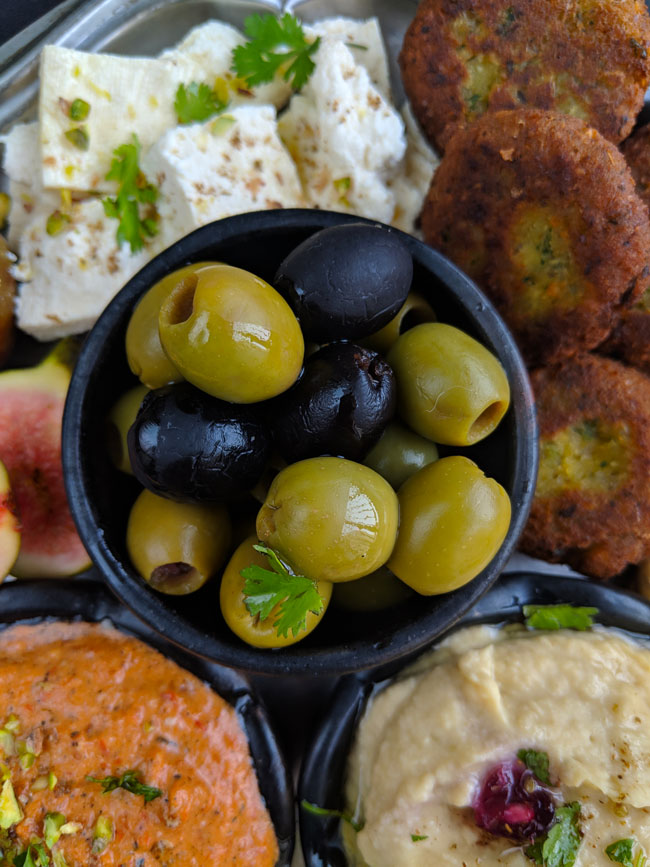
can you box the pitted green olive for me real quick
[332,566,413,611]
[158,264,304,403]
[127,489,231,594]
[220,535,332,648]
[126,262,217,388]
[256,457,399,583]
[388,456,511,595]
[106,384,149,474]
[387,322,510,446]
[364,421,439,490]
[364,292,436,354]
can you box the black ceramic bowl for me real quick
[299,573,650,865]
[62,209,537,677]
[0,578,294,865]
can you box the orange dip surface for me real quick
[0,621,279,866]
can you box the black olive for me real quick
[127,383,271,503]
[269,342,397,462]
[274,223,413,343]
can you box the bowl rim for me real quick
[298,571,650,865]
[62,208,538,677]
[0,577,295,866]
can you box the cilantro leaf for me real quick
[526,802,581,867]
[87,769,162,803]
[606,839,635,866]
[523,604,598,632]
[13,844,49,867]
[518,748,551,784]
[232,12,320,90]
[102,135,159,254]
[174,82,229,125]
[300,799,364,833]
[242,545,324,639]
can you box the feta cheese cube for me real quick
[143,105,304,241]
[39,46,188,192]
[308,17,391,99]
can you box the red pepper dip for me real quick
[0,621,279,866]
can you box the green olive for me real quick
[106,384,149,474]
[387,322,510,446]
[220,535,332,648]
[126,262,217,388]
[388,456,511,595]
[158,264,304,403]
[363,421,439,490]
[364,292,436,354]
[256,457,399,583]
[127,489,231,595]
[332,566,413,611]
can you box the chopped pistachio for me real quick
[0,778,23,829]
[69,98,90,121]
[0,193,10,231]
[92,815,114,853]
[46,211,71,236]
[210,114,236,136]
[44,812,66,849]
[0,731,15,758]
[60,822,81,835]
[31,776,49,792]
[60,189,72,210]
[19,752,35,771]
[333,176,351,192]
[52,852,69,867]
[47,771,58,791]
[3,717,19,735]
[64,126,89,151]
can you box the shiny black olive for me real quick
[127,383,271,503]
[273,223,413,342]
[269,342,397,462]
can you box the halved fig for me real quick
[0,459,20,582]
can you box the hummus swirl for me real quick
[346,625,650,866]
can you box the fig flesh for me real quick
[0,237,16,368]
[0,339,91,577]
[0,459,20,582]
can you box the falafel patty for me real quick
[521,354,650,580]
[400,0,650,152]
[601,289,650,375]
[422,109,650,365]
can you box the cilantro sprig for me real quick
[242,545,324,639]
[523,604,598,632]
[232,13,320,91]
[300,799,364,832]
[13,843,50,867]
[87,769,162,803]
[174,82,229,125]
[102,135,159,254]
[525,802,582,867]
[606,838,647,867]
[518,748,551,784]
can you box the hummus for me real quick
[345,624,650,866]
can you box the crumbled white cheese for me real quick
[39,46,189,192]
[388,102,440,235]
[143,105,304,241]
[160,20,292,110]
[308,17,391,99]
[13,197,161,340]
[277,39,406,224]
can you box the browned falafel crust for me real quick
[622,121,650,209]
[422,109,650,366]
[521,354,650,580]
[601,293,650,376]
[400,0,650,153]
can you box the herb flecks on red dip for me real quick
[0,621,278,866]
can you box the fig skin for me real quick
[0,459,20,582]
[128,383,272,504]
[0,237,16,368]
[269,342,397,462]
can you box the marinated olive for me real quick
[364,292,436,354]
[220,535,332,648]
[127,489,231,594]
[106,384,149,474]
[363,421,439,490]
[127,383,271,503]
[387,322,510,446]
[256,457,399,583]
[274,223,413,342]
[158,263,304,403]
[126,262,217,388]
[332,566,413,611]
[388,456,511,595]
[270,342,396,462]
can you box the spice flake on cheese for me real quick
[39,46,190,192]
[13,198,161,340]
[278,39,406,224]
[143,105,304,238]
[160,20,292,110]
